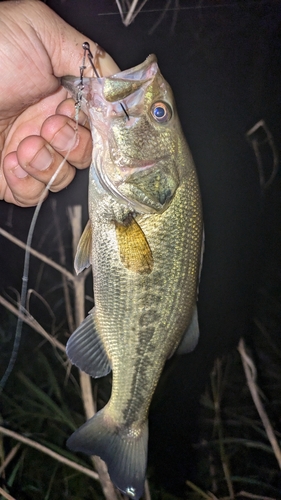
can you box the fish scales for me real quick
[91,175,200,424]
[62,54,203,499]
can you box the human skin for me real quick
[0,0,119,206]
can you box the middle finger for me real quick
[40,112,92,169]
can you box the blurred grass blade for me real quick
[17,372,76,431]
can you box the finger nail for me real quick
[29,146,53,171]
[13,165,28,178]
[51,123,78,151]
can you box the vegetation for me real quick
[0,184,280,500]
[0,1,274,496]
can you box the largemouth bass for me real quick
[62,54,203,499]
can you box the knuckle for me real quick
[49,165,76,192]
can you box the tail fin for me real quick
[67,408,148,499]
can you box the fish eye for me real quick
[151,101,172,123]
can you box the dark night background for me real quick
[0,0,281,498]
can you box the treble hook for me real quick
[80,46,87,86]
[120,102,130,121]
[74,44,88,121]
[82,41,100,79]
[75,42,101,119]
[77,42,129,121]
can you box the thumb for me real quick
[26,0,120,78]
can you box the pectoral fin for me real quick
[176,306,200,355]
[66,309,111,378]
[74,220,92,274]
[115,215,153,274]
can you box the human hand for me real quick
[0,0,119,206]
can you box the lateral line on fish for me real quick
[0,128,78,393]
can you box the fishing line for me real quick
[0,41,119,392]
[0,143,76,393]
[0,58,89,392]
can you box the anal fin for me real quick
[168,306,200,359]
[176,306,200,355]
[66,309,111,378]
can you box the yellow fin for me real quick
[74,220,92,275]
[115,216,153,274]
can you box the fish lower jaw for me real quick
[111,155,170,176]
[118,161,156,177]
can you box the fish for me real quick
[62,54,203,499]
